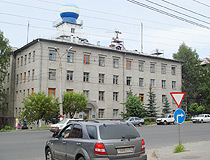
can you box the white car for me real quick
[125,117,145,126]
[50,118,83,133]
[192,114,210,123]
[156,114,175,125]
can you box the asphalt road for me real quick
[0,122,210,160]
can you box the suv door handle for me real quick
[76,142,81,146]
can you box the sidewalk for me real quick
[147,140,210,160]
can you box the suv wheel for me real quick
[163,121,167,125]
[46,148,54,160]
[78,156,85,160]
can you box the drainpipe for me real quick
[123,53,126,113]
[38,39,43,92]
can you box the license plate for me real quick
[117,147,134,154]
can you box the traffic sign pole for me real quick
[178,124,181,145]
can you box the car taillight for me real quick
[94,143,107,155]
[141,139,145,151]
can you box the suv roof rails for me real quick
[84,120,99,123]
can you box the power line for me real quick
[127,0,210,30]
[192,0,210,8]
[162,0,210,20]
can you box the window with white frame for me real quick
[67,52,74,63]
[113,58,119,68]
[33,51,35,62]
[150,79,155,87]
[83,72,89,82]
[99,73,105,83]
[99,91,105,101]
[113,92,119,101]
[113,75,118,84]
[20,73,22,83]
[28,53,31,63]
[17,58,19,68]
[172,81,176,89]
[21,56,23,66]
[27,71,30,81]
[139,61,144,72]
[161,64,166,74]
[67,71,73,81]
[162,80,166,89]
[32,69,35,81]
[171,66,176,75]
[99,57,105,67]
[126,76,132,86]
[150,63,155,73]
[16,74,18,84]
[25,55,27,65]
[98,109,104,118]
[83,90,89,99]
[49,69,56,80]
[71,28,75,33]
[49,50,56,61]
[139,78,144,87]
[113,109,118,118]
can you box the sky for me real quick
[0,0,210,59]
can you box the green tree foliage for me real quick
[0,30,12,106]
[21,92,59,125]
[146,86,158,117]
[173,43,201,106]
[121,90,147,118]
[188,103,204,116]
[162,97,171,116]
[63,91,88,118]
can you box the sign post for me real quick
[171,92,185,145]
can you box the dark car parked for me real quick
[45,121,147,160]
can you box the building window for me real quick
[83,90,89,99]
[49,69,56,80]
[33,51,35,62]
[28,71,30,81]
[28,53,31,63]
[126,60,132,70]
[99,73,105,84]
[17,58,19,68]
[113,75,118,84]
[113,109,118,118]
[84,55,90,64]
[7,73,10,82]
[48,88,56,99]
[27,89,30,98]
[171,66,176,75]
[32,69,35,81]
[24,72,26,83]
[66,89,73,93]
[49,50,56,61]
[139,94,144,102]
[150,63,155,73]
[21,56,23,66]
[32,88,34,95]
[172,81,176,89]
[161,64,166,74]
[25,55,27,65]
[150,79,155,87]
[16,74,18,84]
[20,73,22,83]
[113,92,119,101]
[99,91,105,101]
[126,77,132,86]
[162,95,166,103]
[113,58,119,68]
[99,57,105,67]
[83,72,89,82]
[99,109,104,118]
[67,52,74,63]
[162,80,166,89]
[139,78,144,87]
[139,61,144,72]
[71,28,75,33]
[67,71,73,81]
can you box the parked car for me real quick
[192,114,210,123]
[124,117,145,126]
[45,121,147,160]
[156,114,175,125]
[49,118,83,133]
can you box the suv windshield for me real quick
[198,114,204,117]
[99,124,140,140]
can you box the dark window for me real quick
[99,124,140,140]
[70,124,83,138]
[86,125,98,139]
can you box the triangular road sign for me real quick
[170,92,185,108]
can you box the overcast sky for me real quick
[0,0,210,59]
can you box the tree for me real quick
[20,92,59,125]
[173,43,201,106]
[188,103,204,116]
[162,97,171,116]
[0,30,12,107]
[63,91,88,118]
[121,90,147,119]
[146,86,158,117]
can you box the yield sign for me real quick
[170,92,185,108]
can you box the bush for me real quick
[144,117,156,123]
[174,143,185,153]
[0,125,14,132]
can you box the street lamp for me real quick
[54,46,73,121]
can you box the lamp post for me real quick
[55,46,73,121]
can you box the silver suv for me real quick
[45,121,147,160]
